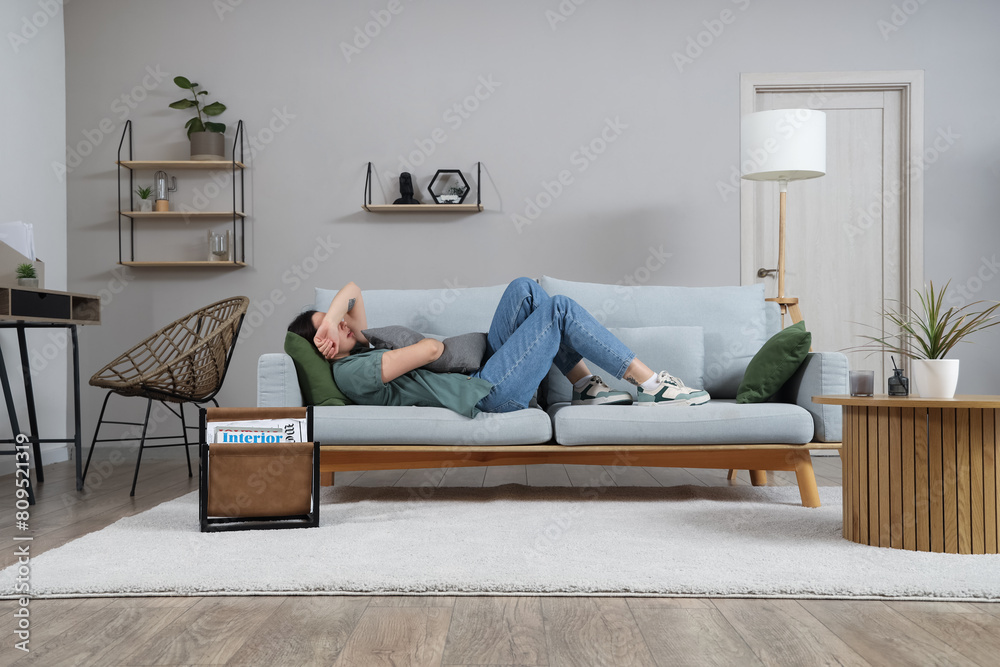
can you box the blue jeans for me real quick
[473,278,635,413]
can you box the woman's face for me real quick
[311,312,354,356]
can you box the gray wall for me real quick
[62,0,1000,445]
[1,0,67,471]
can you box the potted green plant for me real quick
[135,185,154,212]
[169,76,227,161]
[16,263,38,288]
[856,280,1000,398]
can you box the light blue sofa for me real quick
[257,276,847,506]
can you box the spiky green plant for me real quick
[15,263,36,279]
[856,280,1000,359]
[134,185,153,200]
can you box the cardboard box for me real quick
[0,240,44,289]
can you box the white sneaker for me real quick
[572,375,633,405]
[636,371,710,406]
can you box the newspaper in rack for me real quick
[206,418,306,444]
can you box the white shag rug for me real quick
[3,484,1000,600]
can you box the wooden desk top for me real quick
[813,394,1000,409]
[0,285,101,326]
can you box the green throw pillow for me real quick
[283,331,352,407]
[736,320,812,404]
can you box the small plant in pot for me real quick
[16,263,38,288]
[856,280,1000,398]
[135,185,154,212]
[169,76,227,161]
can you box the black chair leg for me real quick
[129,398,153,497]
[82,391,114,484]
[180,402,192,477]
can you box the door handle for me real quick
[757,268,778,278]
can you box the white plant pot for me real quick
[911,359,960,398]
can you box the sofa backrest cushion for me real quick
[315,283,508,338]
[539,276,768,398]
[546,326,705,405]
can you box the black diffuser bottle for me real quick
[888,356,909,396]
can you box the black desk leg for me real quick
[16,325,43,483]
[71,325,82,491]
[0,340,34,505]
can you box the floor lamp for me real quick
[740,108,826,327]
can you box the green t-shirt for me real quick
[333,349,493,418]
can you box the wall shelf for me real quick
[363,162,482,213]
[119,261,247,268]
[117,120,247,267]
[122,211,247,220]
[118,160,246,171]
[362,204,483,213]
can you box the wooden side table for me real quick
[814,395,1000,554]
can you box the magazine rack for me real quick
[199,406,318,532]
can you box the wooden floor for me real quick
[2,454,999,666]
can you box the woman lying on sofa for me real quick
[287,278,709,417]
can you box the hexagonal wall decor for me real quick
[427,169,470,204]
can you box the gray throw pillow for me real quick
[363,326,488,374]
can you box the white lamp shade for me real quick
[741,109,826,181]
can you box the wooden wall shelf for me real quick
[119,261,247,268]
[123,211,247,220]
[118,160,246,170]
[362,204,484,213]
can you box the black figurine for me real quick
[393,172,420,204]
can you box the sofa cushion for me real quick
[737,320,812,404]
[549,400,815,446]
[283,332,352,407]
[312,405,552,445]
[316,283,508,338]
[545,326,705,405]
[363,325,488,374]
[539,276,768,399]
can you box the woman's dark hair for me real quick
[288,309,319,341]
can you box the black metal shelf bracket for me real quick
[364,161,482,208]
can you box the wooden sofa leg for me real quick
[727,469,738,481]
[320,471,335,487]
[749,470,768,486]
[791,452,821,508]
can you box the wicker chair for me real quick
[83,297,249,496]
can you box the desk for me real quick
[813,395,1000,554]
[1,286,101,495]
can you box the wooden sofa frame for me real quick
[318,441,842,508]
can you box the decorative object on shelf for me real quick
[741,108,826,328]
[15,262,38,288]
[392,172,420,204]
[153,170,177,212]
[887,356,909,396]
[855,280,1000,398]
[169,75,227,161]
[208,230,232,262]
[848,370,875,397]
[428,169,470,204]
[135,185,154,212]
[363,162,483,212]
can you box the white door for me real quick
[741,72,924,389]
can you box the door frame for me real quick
[739,70,924,311]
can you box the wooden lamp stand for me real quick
[766,182,805,328]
